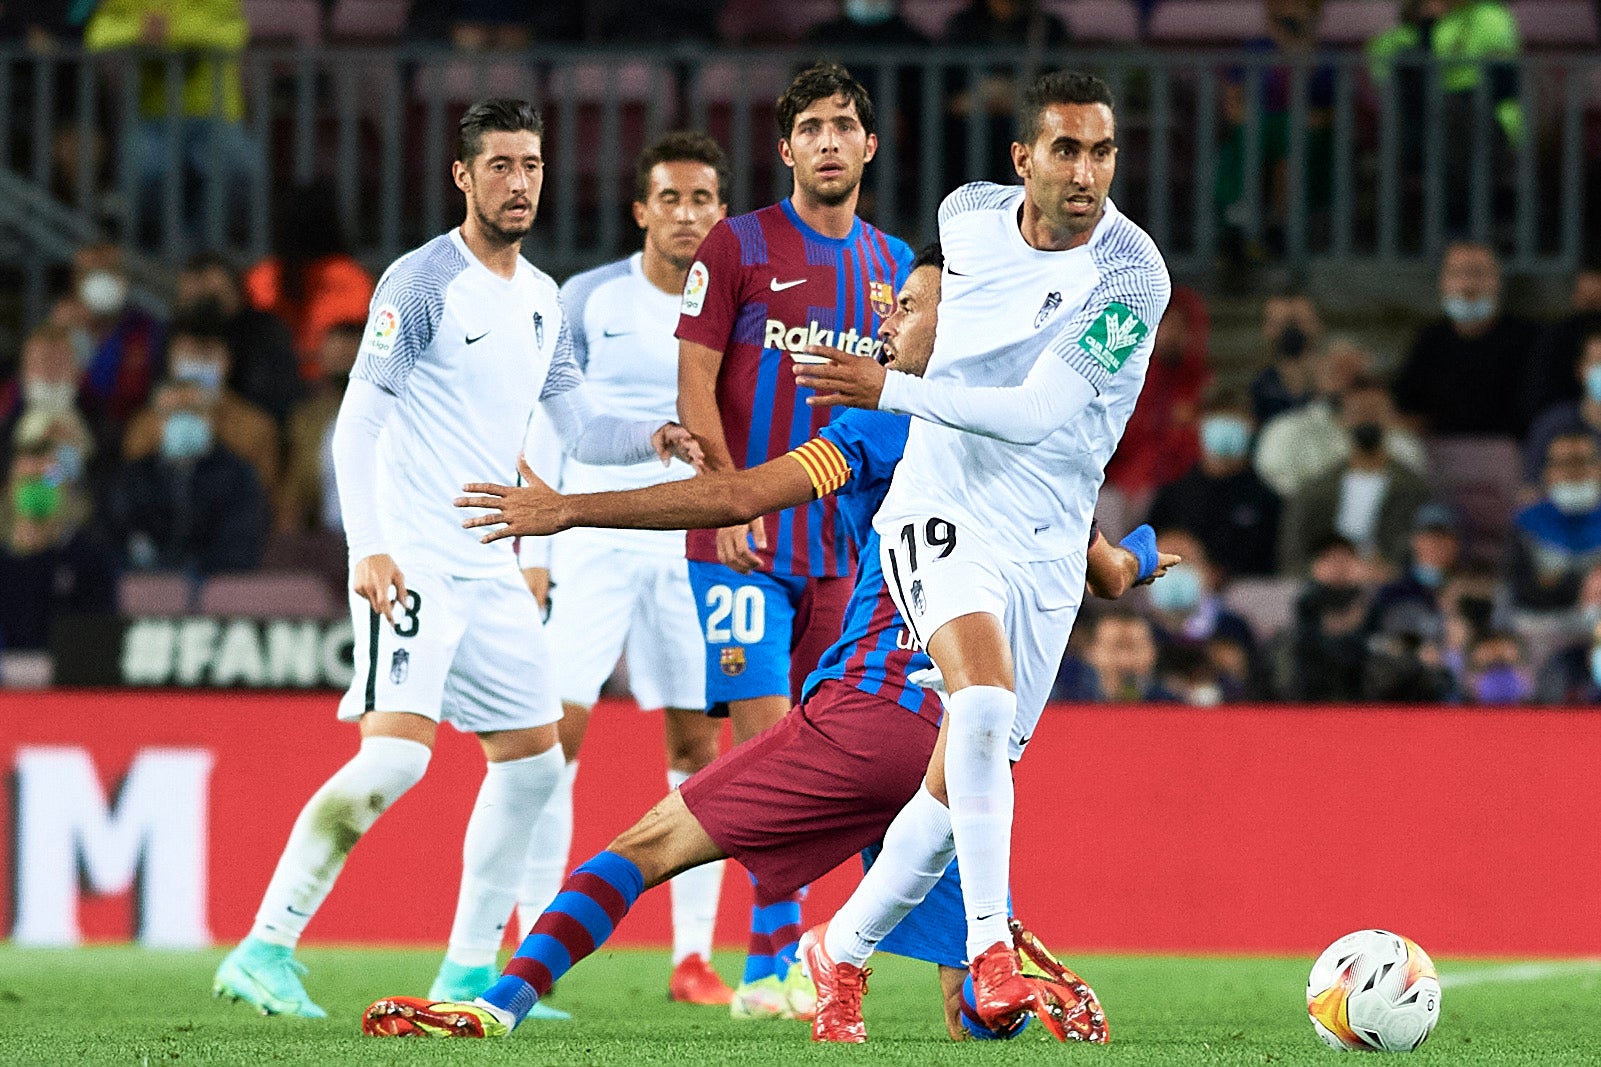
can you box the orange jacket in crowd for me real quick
[244,255,375,379]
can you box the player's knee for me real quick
[314,736,432,848]
[606,792,713,888]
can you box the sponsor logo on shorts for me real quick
[1034,290,1062,328]
[1077,301,1148,375]
[389,647,410,685]
[719,646,746,676]
[909,579,925,615]
[681,260,709,317]
[895,628,922,652]
[869,279,896,318]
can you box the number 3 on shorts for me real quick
[704,583,765,644]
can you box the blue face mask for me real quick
[844,0,895,23]
[172,358,224,395]
[50,443,85,485]
[1200,415,1250,461]
[160,410,212,461]
[1412,562,1444,589]
[1472,665,1529,705]
[1549,479,1601,516]
[1589,645,1601,688]
[1149,564,1203,613]
[1585,365,1601,405]
[1442,295,1496,326]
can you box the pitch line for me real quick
[1439,961,1601,988]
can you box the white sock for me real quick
[446,746,566,968]
[516,759,577,936]
[251,736,431,947]
[943,685,1016,960]
[667,766,724,964]
[823,786,954,968]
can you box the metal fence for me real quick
[1,44,1596,322]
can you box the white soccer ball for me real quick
[1306,929,1441,1052]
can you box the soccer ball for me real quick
[1306,929,1442,1052]
[958,974,1031,1040]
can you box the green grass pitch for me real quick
[0,945,1596,1066]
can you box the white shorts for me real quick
[338,566,562,733]
[547,538,706,711]
[878,517,1082,761]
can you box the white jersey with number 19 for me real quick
[874,183,1170,568]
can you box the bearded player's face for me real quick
[781,94,877,208]
[456,129,544,243]
[1013,102,1117,239]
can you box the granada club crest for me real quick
[869,280,895,319]
[719,646,746,676]
[389,647,410,685]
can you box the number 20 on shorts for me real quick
[704,584,766,644]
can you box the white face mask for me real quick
[23,380,76,412]
[1549,479,1601,515]
[79,270,128,316]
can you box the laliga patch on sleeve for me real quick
[1076,301,1147,375]
[681,261,709,317]
[364,303,400,359]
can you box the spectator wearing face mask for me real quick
[1363,502,1460,636]
[0,323,91,471]
[1464,629,1533,705]
[276,320,360,536]
[1052,607,1181,704]
[1522,263,1601,425]
[1105,286,1211,504]
[1146,527,1261,701]
[1393,240,1536,440]
[1248,289,1324,426]
[107,378,266,575]
[0,413,116,650]
[1254,338,1428,498]
[1522,329,1601,487]
[1532,563,1601,704]
[1147,389,1282,577]
[121,312,279,495]
[175,252,301,427]
[49,242,165,443]
[1273,536,1373,700]
[1508,432,1601,612]
[1278,378,1432,577]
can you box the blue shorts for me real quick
[686,562,807,708]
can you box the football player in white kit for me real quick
[792,72,1172,1036]
[514,132,738,1007]
[213,99,699,1019]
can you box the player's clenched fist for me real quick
[652,422,704,469]
[353,553,408,627]
[457,455,565,543]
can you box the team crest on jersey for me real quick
[389,648,410,685]
[532,310,544,348]
[367,304,399,358]
[869,280,895,318]
[719,646,746,676]
[1034,291,1062,329]
[1077,301,1148,375]
[909,579,926,615]
[681,260,709,318]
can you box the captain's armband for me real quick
[786,438,853,498]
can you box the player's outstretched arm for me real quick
[680,338,765,572]
[1085,523,1180,599]
[456,452,815,544]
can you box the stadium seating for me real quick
[326,0,409,43]
[197,573,341,620]
[1223,576,1300,642]
[1422,436,1524,562]
[1047,0,1144,44]
[1512,0,1601,47]
[117,573,196,618]
[1147,1,1267,44]
[243,0,324,46]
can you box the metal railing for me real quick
[1,44,1595,322]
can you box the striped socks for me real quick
[741,875,803,983]
[479,850,643,1026]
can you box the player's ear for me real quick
[631,200,648,230]
[777,138,796,170]
[1011,141,1030,181]
[862,132,878,165]
[452,159,472,195]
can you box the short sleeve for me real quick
[1045,256,1172,394]
[350,267,443,397]
[937,182,1018,231]
[818,409,907,498]
[674,221,743,353]
[539,308,584,402]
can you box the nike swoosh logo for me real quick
[286,905,312,917]
[465,332,489,344]
[947,267,971,277]
[769,277,807,292]
[601,328,632,338]
[975,912,1000,922]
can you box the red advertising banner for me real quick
[2,692,1597,956]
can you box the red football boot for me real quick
[1012,919,1110,1043]
[798,923,870,1043]
[969,941,1041,1033]
[668,954,735,1006]
[361,996,506,1038]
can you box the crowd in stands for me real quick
[1063,249,1601,707]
